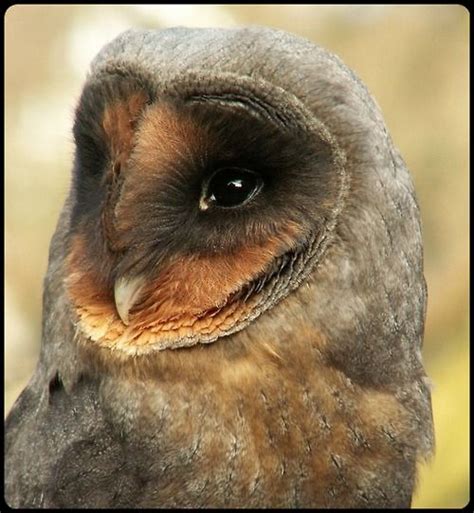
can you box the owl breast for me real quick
[73,286,418,509]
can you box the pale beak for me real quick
[114,275,145,325]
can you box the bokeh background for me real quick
[5,5,469,508]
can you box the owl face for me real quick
[66,72,346,354]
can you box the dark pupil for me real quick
[207,168,262,207]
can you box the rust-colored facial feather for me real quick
[109,101,213,246]
[132,223,302,325]
[100,91,150,251]
[66,218,302,353]
[102,91,149,162]
[127,101,206,176]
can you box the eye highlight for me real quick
[200,167,263,210]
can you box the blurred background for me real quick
[5,5,469,508]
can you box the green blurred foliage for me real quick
[5,5,469,508]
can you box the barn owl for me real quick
[5,26,433,508]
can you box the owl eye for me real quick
[201,167,263,209]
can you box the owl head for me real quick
[44,27,427,398]
[64,28,350,356]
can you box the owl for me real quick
[5,26,433,508]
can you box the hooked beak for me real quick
[114,275,145,325]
